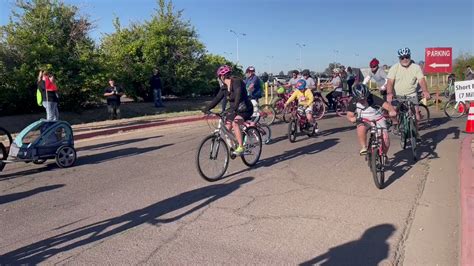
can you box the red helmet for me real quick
[370,58,379,68]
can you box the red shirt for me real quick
[45,78,57,91]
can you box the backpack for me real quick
[36,87,43,106]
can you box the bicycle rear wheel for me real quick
[196,135,229,182]
[312,98,326,120]
[444,99,466,118]
[241,126,262,166]
[259,104,276,126]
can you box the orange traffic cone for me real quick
[466,101,474,134]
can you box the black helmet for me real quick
[302,70,310,76]
[352,84,369,99]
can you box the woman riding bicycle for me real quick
[203,65,253,155]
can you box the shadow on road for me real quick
[76,143,174,166]
[318,125,354,137]
[77,135,163,152]
[0,184,65,205]
[73,120,165,134]
[384,126,460,188]
[0,165,57,181]
[300,224,396,266]
[0,177,254,264]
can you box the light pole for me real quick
[266,55,274,74]
[296,43,306,70]
[230,29,246,63]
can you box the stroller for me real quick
[0,119,77,172]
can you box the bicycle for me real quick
[444,95,469,119]
[0,126,13,152]
[252,103,276,126]
[335,94,350,117]
[359,116,388,189]
[288,107,318,143]
[395,96,419,161]
[312,91,326,120]
[196,112,262,182]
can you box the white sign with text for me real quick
[455,80,474,102]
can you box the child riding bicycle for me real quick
[284,79,318,131]
[346,84,396,156]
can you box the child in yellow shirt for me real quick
[284,79,317,130]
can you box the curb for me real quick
[74,115,205,140]
[460,135,474,266]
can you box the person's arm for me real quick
[347,111,357,123]
[415,66,430,99]
[285,91,297,107]
[362,75,371,85]
[382,101,397,117]
[204,88,225,112]
[230,79,242,113]
[104,88,114,97]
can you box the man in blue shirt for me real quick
[244,66,262,118]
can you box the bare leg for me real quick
[356,125,367,149]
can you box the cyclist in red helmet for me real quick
[363,58,388,100]
[204,65,253,155]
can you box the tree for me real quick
[453,53,474,80]
[0,0,102,114]
[324,63,342,75]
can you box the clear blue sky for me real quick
[1,0,473,73]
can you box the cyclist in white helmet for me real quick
[386,47,430,136]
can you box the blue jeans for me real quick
[154,89,164,107]
[43,101,59,120]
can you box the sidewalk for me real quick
[460,135,474,266]
[73,113,206,141]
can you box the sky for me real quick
[1,0,473,73]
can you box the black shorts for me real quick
[228,110,252,121]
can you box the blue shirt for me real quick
[244,75,262,98]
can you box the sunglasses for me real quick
[399,55,411,60]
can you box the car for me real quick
[272,75,289,84]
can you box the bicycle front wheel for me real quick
[409,118,418,161]
[336,100,348,117]
[196,135,229,182]
[259,124,271,144]
[370,146,385,189]
[417,103,430,128]
[282,106,292,123]
[0,126,13,152]
[444,99,466,118]
[288,119,297,143]
[241,126,262,167]
[258,104,276,126]
[0,143,7,172]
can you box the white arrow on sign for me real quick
[429,63,450,68]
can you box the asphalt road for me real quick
[0,111,465,265]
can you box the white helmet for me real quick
[333,68,341,74]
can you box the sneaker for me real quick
[359,147,368,156]
[233,145,245,155]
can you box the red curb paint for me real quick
[460,135,474,265]
[75,115,205,140]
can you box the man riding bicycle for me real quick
[204,65,253,155]
[327,68,344,110]
[363,58,388,100]
[285,70,300,90]
[386,47,431,137]
[284,79,319,132]
[347,84,397,156]
[244,66,263,119]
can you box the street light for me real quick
[230,29,247,63]
[296,43,306,70]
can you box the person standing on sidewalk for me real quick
[37,70,59,120]
[104,78,123,120]
[150,68,164,107]
[465,65,474,80]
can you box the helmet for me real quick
[352,84,369,99]
[333,68,341,74]
[397,47,411,57]
[216,65,232,76]
[302,69,310,76]
[246,66,255,73]
[276,87,285,94]
[295,79,306,90]
[292,70,299,75]
[369,58,379,68]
